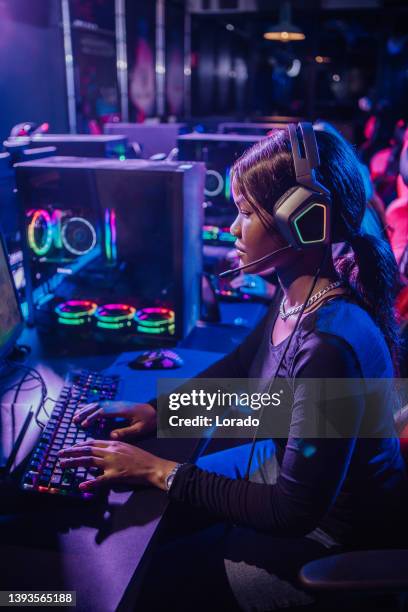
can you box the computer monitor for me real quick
[104,123,187,159]
[177,132,263,229]
[218,122,288,135]
[27,134,128,159]
[0,230,23,363]
[15,156,204,346]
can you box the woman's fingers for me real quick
[110,421,144,439]
[72,439,111,448]
[79,474,108,491]
[73,402,100,423]
[74,401,136,425]
[81,408,104,427]
[74,401,119,423]
[58,441,110,458]
[59,455,105,469]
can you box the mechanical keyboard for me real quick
[21,370,120,499]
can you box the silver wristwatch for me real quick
[165,463,183,491]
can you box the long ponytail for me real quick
[335,231,401,370]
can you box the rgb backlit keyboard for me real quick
[21,370,120,499]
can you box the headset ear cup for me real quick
[292,199,331,246]
[273,186,331,249]
[273,187,301,248]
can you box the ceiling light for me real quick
[264,1,305,43]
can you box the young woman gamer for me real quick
[58,124,407,611]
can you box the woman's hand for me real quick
[73,401,157,440]
[58,440,177,492]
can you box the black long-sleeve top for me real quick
[164,297,408,547]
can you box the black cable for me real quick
[1,370,43,394]
[4,368,42,446]
[9,369,31,445]
[41,401,51,419]
[244,245,332,481]
[3,360,51,429]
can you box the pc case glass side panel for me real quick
[17,160,201,344]
[17,164,103,319]
[92,167,177,337]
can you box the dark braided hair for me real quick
[232,128,401,370]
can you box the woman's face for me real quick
[230,180,293,275]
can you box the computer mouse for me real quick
[128,349,184,370]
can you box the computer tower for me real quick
[27,134,128,159]
[0,149,57,297]
[177,133,263,244]
[0,153,17,246]
[15,157,204,346]
[104,123,187,159]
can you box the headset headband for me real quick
[288,122,322,192]
[272,122,331,248]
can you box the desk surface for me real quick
[0,302,268,611]
[0,328,226,612]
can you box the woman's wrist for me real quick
[149,458,179,491]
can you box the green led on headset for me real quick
[293,202,327,245]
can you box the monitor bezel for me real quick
[0,229,24,363]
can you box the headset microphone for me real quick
[218,245,292,278]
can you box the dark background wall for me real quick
[0,0,406,142]
[126,0,157,121]
[70,0,120,132]
[0,0,68,143]
[190,2,408,132]
[165,0,186,118]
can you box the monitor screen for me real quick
[105,123,186,159]
[218,122,286,135]
[177,133,263,226]
[0,233,23,362]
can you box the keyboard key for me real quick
[61,473,74,488]
[24,471,39,485]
